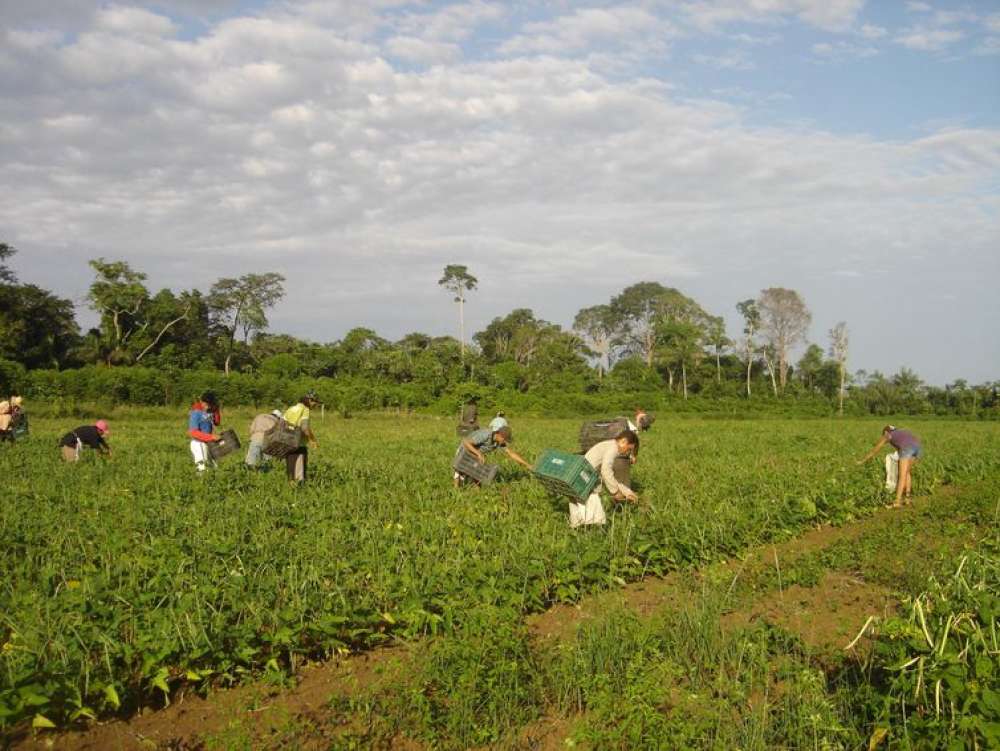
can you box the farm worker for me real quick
[457,397,479,435]
[634,406,653,431]
[283,393,319,484]
[454,424,532,487]
[188,391,222,472]
[245,409,283,469]
[858,425,923,508]
[59,420,111,462]
[573,429,639,528]
[0,396,23,442]
[488,410,508,432]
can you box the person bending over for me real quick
[858,425,922,508]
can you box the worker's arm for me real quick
[504,448,532,471]
[602,450,637,501]
[303,425,318,448]
[462,439,485,463]
[187,429,219,442]
[857,436,888,464]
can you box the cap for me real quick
[11,396,22,407]
[272,409,283,418]
[95,419,110,435]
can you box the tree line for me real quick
[1,245,996,417]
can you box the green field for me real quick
[2,413,999,747]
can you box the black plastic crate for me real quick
[208,429,241,461]
[452,445,499,485]
[263,423,301,458]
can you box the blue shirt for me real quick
[188,408,215,435]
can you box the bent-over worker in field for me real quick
[188,391,221,472]
[59,420,111,462]
[0,396,24,442]
[858,425,922,508]
[283,393,319,484]
[245,409,283,469]
[573,429,639,528]
[488,409,508,433]
[454,424,531,487]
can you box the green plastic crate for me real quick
[534,449,599,501]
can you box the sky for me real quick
[1,0,998,386]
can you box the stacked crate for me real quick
[578,417,630,453]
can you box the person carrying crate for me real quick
[574,429,639,528]
[245,409,283,469]
[283,393,319,484]
[0,396,24,442]
[188,391,221,472]
[454,424,531,487]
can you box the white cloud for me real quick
[95,5,178,37]
[812,40,878,60]
[693,50,754,70]
[905,1,931,12]
[895,27,964,51]
[973,36,1000,56]
[858,23,887,39]
[0,0,996,384]
[385,35,461,65]
[500,7,676,56]
[677,0,865,32]
[392,0,505,42]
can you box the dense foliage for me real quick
[1,245,995,418]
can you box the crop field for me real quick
[2,413,999,749]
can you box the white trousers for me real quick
[190,440,214,471]
[569,492,607,528]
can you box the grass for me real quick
[2,412,999,745]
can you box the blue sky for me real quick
[1,0,998,384]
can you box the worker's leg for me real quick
[61,445,78,462]
[190,440,209,472]
[893,457,912,507]
[245,439,263,468]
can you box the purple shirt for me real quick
[887,429,920,451]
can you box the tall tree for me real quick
[796,344,825,392]
[475,308,539,363]
[704,315,730,385]
[654,289,712,399]
[572,304,620,379]
[438,265,477,359]
[735,299,760,398]
[756,287,811,392]
[828,322,849,416]
[207,272,286,375]
[0,284,80,369]
[87,258,150,364]
[0,242,17,284]
[610,281,670,368]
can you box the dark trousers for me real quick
[286,447,308,482]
